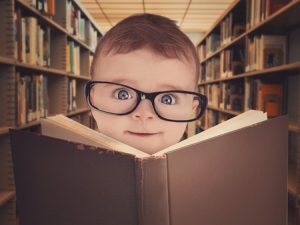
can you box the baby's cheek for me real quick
[164,122,187,144]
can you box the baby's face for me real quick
[91,48,197,154]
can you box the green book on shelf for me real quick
[10,110,288,225]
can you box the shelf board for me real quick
[0,127,10,136]
[66,108,90,117]
[16,62,92,81]
[14,109,90,130]
[199,61,300,85]
[289,120,300,133]
[0,191,15,207]
[207,105,241,116]
[68,73,91,81]
[0,56,15,65]
[67,34,94,54]
[16,61,67,76]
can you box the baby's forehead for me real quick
[94,47,197,78]
[93,48,197,90]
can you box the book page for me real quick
[41,115,150,158]
[153,110,267,156]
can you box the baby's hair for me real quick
[91,13,200,82]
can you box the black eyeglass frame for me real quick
[85,80,207,122]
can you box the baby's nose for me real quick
[131,99,155,120]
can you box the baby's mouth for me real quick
[126,131,159,137]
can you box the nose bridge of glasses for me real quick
[132,92,156,118]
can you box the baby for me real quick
[85,13,207,154]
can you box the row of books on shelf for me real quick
[15,73,82,126]
[205,82,244,112]
[220,12,245,46]
[14,12,93,75]
[245,79,284,117]
[199,11,245,60]
[66,41,80,74]
[199,34,287,82]
[15,12,51,67]
[201,79,284,118]
[205,34,220,58]
[246,0,292,29]
[200,47,245,82]
[66,0,99,50]
[26,0,55,17]
[16,72,49,126]
[200,57,220,82]
[15,2,100,69]
[245,34,286,72]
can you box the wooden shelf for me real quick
[16,120,41,130]
[16,61,67,76]
[14,108,90,130]
[66,108,90,117]
[66,34,94,54]
[0,127,10,136]
[207,105,241,116]
[0,191,15,207]
[289,121,300,133]
[16,61,92,80]
[68,73,91,81]
[199,61,300,85]
[198,0,300,62]
[0,0,100,223]
[0,56,15,65]
[246,0,300,35]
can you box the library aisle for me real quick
[0,0,299,224]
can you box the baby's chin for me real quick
[124,139,165,155]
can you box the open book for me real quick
[10,110,288,225]
[40,110,268,158]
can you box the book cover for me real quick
[10,111,288,225]
[25,17,38,65]
[258,83,283,117]
[47,0,55,17]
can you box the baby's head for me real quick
[86,13,206,154]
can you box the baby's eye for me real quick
[160,94,176,105]
[114,88,133,100]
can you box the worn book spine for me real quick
[135,157,170,225]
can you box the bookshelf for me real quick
[0,0,102,223]
[196,0,300,224]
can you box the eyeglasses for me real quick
[85,81,207,122]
